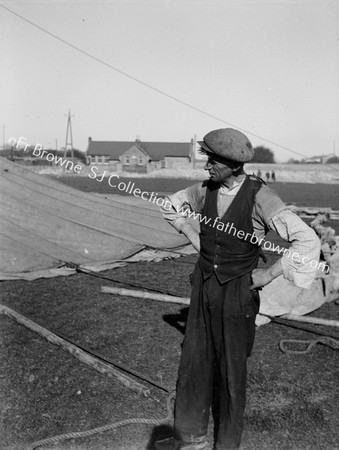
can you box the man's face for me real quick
[204,156,239,183]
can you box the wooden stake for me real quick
[0,304,149,396]
[101,286,190,305]
[280,313,339,328]
[100,287,339,328]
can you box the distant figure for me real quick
[265,171,270,182]
[271,171,276,182]
[257,169,262,178]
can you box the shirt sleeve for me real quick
[160,182,206,233]
[253,184,289,226]
[268,209,321,289]
[251,183,290,240]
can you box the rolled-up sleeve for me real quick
[268,209,321,288]
[160,183,206,233]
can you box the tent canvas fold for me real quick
[0,158,188,280]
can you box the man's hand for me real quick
[250,268,273,290]
[250,259,284,290]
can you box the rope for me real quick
[73,264,180,297]
[49,328,169,394]
[28,390,175,449]
[279,337,339,355]
[259,313,339,340]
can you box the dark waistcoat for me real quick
[198,175,263,284]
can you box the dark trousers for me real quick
[174,265,259,449]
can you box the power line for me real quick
[1,3,336,164]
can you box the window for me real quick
[138,157,143,165]
[125,156,130,165]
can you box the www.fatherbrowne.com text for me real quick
[174,204,328,273]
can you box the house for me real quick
[304,153,336,164]
[86,137,196,172]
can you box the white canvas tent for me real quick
[0,158,188,280]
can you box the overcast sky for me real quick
[1,0,338,162]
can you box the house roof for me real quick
[87,141,134,159]
[304,153,335,161]
[87,139,191,161]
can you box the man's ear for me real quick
[231,164,242,173]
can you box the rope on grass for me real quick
[28,390,175,449]
[74,264,180,297]
[279,337,339,355]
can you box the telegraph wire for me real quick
[1,3,337,165]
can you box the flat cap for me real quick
[198,128,254,163]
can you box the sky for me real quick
[1,0,338,162]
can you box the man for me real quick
[156,128,320,450]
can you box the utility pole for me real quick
[3,124,5,152]
[64,110,74,160]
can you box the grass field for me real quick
[1,176,338,450]
[52,176,339,233]
[38,163,339,185]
